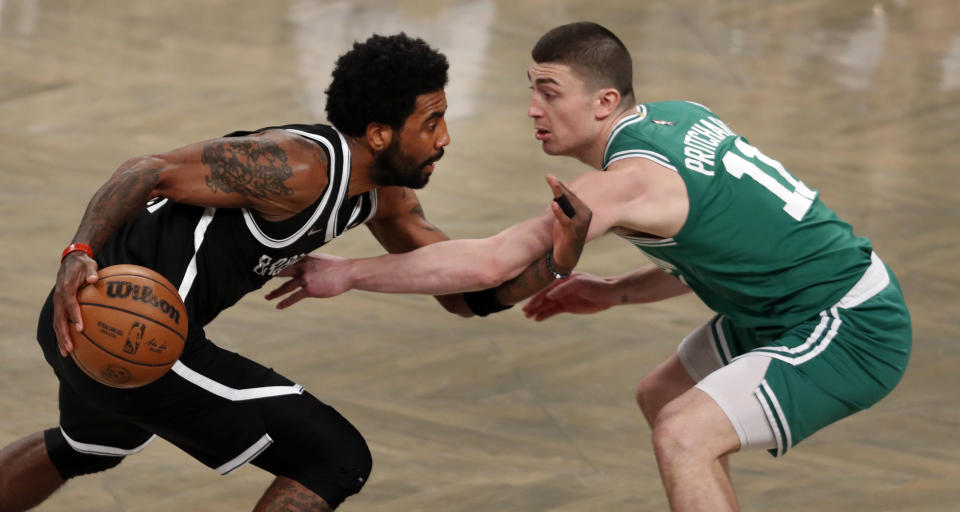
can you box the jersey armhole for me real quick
[604,135,678,173]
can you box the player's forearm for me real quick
[341,239,523,294]
[70,157,164,252]
[345,216,554,295]
[493,252,557,305]
[608,264,692,305]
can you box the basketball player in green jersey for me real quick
[267,22,911,511]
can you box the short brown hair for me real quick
[532,22,634,104]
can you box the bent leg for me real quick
[250,390,372,510]
[653,354,780,511]
[254,476,333,512]
[0,432,64,512]
[652,388,741,512]
[635,352,696,427]
[638,315,733,427]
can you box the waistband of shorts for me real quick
[834,251,889,310]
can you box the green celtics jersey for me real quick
[603,101,873,328]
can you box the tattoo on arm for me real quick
[259,477,333,512]
[409,203,426,220]
[409,204,438,232]
[291,135,330,167]
[74,166,161,251]
[493,255,550,305]
[201,139,294,198]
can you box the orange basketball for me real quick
[69,264,187,388]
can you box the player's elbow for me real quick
[435,295,475,318]
[114,154,166,175]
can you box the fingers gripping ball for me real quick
[69,265,187,388]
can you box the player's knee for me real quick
[636,371,677,427]
[43,428,124,479]
[637,354,698,423]
[299,430,371,509]
[331,428,373,497]
[635,374,659,420]
[650,402,703,465]
[653,408,741,470]
[257,396,373,509]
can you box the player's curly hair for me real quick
[326,33,449,137]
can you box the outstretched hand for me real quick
[522,271,616,321]
[265,253,351,309]
[545,174,591,275]
[53,253,100,356]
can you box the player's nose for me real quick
[436,121,450,148]
[528,101,544,118]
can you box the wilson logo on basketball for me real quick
[105,281,182,325]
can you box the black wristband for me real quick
[463,288,513,317]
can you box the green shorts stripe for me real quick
[756,381,792,457]
[749,307,841,365]
[709,315,732,365]
[682,254,909,458]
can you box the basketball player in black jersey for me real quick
[0,34,590,511]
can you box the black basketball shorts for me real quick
[36,292,371,508]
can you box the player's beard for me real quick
[369,138,443,189]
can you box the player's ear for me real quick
[595,88,621,120]
[366,123,393,152]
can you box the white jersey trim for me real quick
[239,128,348,248]
[61,428,156,457]
[616,232,677,247]
[146,197,168,213]
[684,100,711,111]
[602,105,646,166]
[323,127,353,242]
[216,434,273,475]
[171,361,304,401]
[347,188,378,226]
[605,150,678,171]
[836,252,888,309]
[365,189,379,223]
[178,207,216,301]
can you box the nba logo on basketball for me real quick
[71,265,188,388]
[123,321,146,354]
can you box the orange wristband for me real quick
[61,243,94,262]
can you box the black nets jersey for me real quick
[96,123,378,328]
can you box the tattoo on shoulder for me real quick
[201,139,294,198]
[292,136,329,167]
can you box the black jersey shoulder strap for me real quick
[227,124,353,248]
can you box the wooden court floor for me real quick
[1,0,958,510]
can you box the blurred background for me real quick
[1,1,958,510]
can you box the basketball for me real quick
[69,264,188,388]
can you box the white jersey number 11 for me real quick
[722,137,817,221]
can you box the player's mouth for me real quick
[421,149,444,173]
[535,128,551,141]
